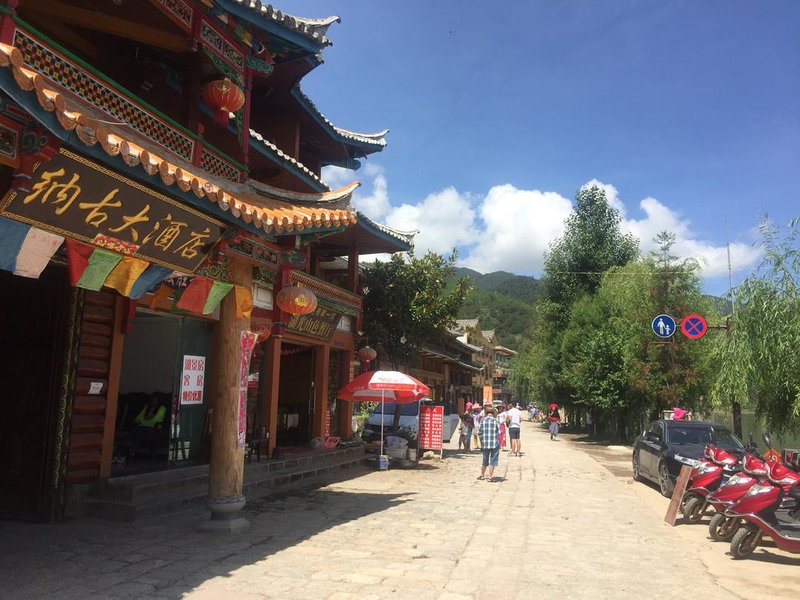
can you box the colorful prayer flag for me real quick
[176,276,213,313]
[203,281,234,314]
[128,265,173,299]
[65,240,123,291]
[104,256,149,297]
[0,217,63,278]
[234,285,253,318]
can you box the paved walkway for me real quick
[1,421,795,599]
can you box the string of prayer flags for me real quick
[0,217,63,279]
[234,285,253,319]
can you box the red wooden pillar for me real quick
[263,333,281,458]
[203,256,251,533]
[311,345,329,438]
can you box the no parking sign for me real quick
[681,314,708,339]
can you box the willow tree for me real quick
[710,218,800,435]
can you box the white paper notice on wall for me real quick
[88,381,103,395]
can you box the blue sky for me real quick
[279,1,799,295]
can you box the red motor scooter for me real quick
[725,460,800,559]
[705,452,769,541]
[682,445,739,523]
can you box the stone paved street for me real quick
[2,421,798,600]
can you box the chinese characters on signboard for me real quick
[0,148,225,271]
[179,355,206,406]
[237,330,259,449]
[286,305,342,341]
[419,405,444,451]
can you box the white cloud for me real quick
[385,187,476,256]
[330,167,762,285]
[461,184,573,273]
[621,195,762,278]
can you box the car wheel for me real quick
[730,524,761,559]
[658,461,673,497]
[682,496,705,523]
[709,512,738,542]
[632,451,642,481]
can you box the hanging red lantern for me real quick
[275,285,318,316]
[357,345,377,363]
[201,77,245,126]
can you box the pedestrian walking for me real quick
[471,403,483,450]
[496,404,507,450]
[506,401,522,456]
[460,402,474,452]
[548,403,561,440]
[477,404,500,482]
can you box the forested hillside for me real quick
[453,268,540,351]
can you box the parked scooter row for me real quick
[679,435,800,559]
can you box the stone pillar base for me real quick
[201,494,249,534]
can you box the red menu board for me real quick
[419,405,444,450]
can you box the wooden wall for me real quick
[65,291,123,483]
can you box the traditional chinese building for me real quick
[0,0,410,527]
[453,318,497,404]
[492,345,517,406]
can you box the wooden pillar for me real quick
[312,345,329,437]
[263,334,281,458]
[204,256,251,533]
[347,246,359,293]
[337,351,353,438]
[99,296,126,477]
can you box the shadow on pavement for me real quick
[1,482,413,599]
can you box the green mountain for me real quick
[452,269,542,351]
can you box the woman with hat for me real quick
[548,403,561,440]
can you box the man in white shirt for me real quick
[506,402,522,456]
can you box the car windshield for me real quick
[667,425,744,450]
[371,402,420,416]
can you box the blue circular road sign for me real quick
[652,314,676,339]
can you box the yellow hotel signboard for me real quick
[0,148,226,272]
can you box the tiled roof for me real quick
[0,43,356,235]
[249,128,328,190]
[456,318,480,330]
[355,212,415,245]
[293,86,388,149]
[229,1,339,46]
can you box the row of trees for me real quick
[512,185,800,440]
[354,185,799,441]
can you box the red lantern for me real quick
[275,285,317,316]
[357,345,377,363]
[201,77,245,126]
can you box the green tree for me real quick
[558,234,717,440]
[542,185,639,319]
[710,218,800,434]
[361,250,473,371]
[515,185,639,405]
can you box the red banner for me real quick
[419,405,444,450]
[237,330,258,449]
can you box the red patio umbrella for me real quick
[337,370,430,456]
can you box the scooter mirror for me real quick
[763,432,772,449]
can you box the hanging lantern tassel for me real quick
[201,77,245,126]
